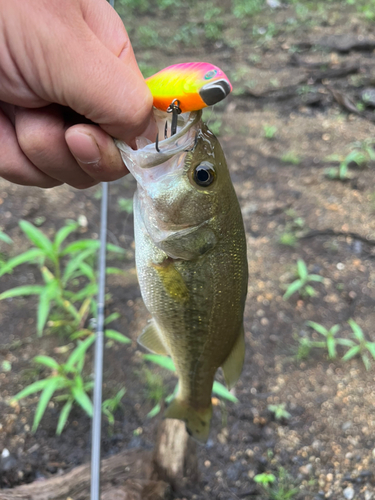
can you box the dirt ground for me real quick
[1,1,375,499]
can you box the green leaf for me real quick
[12,378,51,400]
[361,353,371,371]
[365,342,375,359]
[327,337,337,359]
[0,231,13,244]
[104,312,120,325]
[283,279,303,300]
[144,354,176,371]
[342,345,361,361]
[330,325,340,335]
[0,285,44,300]
[105,330,131,344]
[62,248,97,285]
[37,280,59,337]
[106,243,126,254]
[32,378,62,432]
[34,356,60,370]
[61,239,100,256]
[77,262,96,281]
[348,319,364,340]
[66,336,95,370]
[306,321,328,337]
[308,274,324,282]
[304,285,316,296]
[336,338,355,347]
[72,386,93,417]
[213,381,238,403]
[147,403,161,418]
[297,259,308,280]
[54,222,79,252]
[56,399,73,435]
[19,220,55,260]
[106,267,127,276]
[69,283,97,303]
[0,248,44,277]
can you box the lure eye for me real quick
[193,162,216,187]
[204,69,218,80]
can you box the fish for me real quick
[145,62,233,113]
[117,110,248,443]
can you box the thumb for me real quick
[46,2,156,144]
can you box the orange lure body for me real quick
[146,62,232,113]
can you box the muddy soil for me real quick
[1,2,375,499]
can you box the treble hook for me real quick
[167,99,182,136]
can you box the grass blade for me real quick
[297,259,308,280]
[56,399,73,435]
[348,319,364,340]
[34,356,60,370]
[147,403,161,418]
[105,330,131,344]
[308,274,324,282]
[143,354,176,372]
[213,381,238,403]
[19,220,54,260]
[0,231,13,244]
[54,222,79,252]
[283,279,303,300]
[12,379,51,400]
[0,285,43,300]
[66,336,95,370]
[32,378,61,432]
[72,386,93,417]
[61,239,100,256]
[327,337,336,359]
[62,248,97,285]
[306,321,328,336]
[342,345,361,362]
[106,243,126,254]
[0,248,44,277]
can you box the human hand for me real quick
[0,0,156,188]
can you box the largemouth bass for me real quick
[117,110,248,443]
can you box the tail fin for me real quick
[164,398,212,444]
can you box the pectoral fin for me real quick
[138,319,169,355]
[221,326,245,390]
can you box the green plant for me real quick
[143,354,238,418]
[325,140,375,181]
[102,388,126,426]
[232,0,264,18]
[11,336,95,434]
[305,321,352,359]
[0,220,126,337]
[283,260,324,300]
[263,124,277,139]
[203,7,223,41]
[268,403,291,420]
[342,319,375,370]
[255,468,299,500]
[0,230,13,266]
[281,152,301,165]
[117,197,133,214]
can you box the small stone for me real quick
[365,491,373,500]
[343,486,354,500]
[326,473,333,482]
[204,460,211,468]
[299,464,313,476]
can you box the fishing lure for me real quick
[146,62,232,139]
[146,62,232,114]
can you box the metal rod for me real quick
[90,181,109,500]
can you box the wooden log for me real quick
[0,449,171,500]
[152,419,198,491]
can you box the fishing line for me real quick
[90,3,114,499]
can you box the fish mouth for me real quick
[199,79,232,106]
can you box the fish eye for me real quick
[193,162,216,187]
[204,69,218,80]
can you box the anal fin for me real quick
[138,319,169,355]
[221,326,245,390]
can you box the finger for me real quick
[38,2,156,144]
[0,108,60,187]
[15,105,98,189]
[65,124,129,182]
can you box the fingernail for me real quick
[66,131,101,165]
